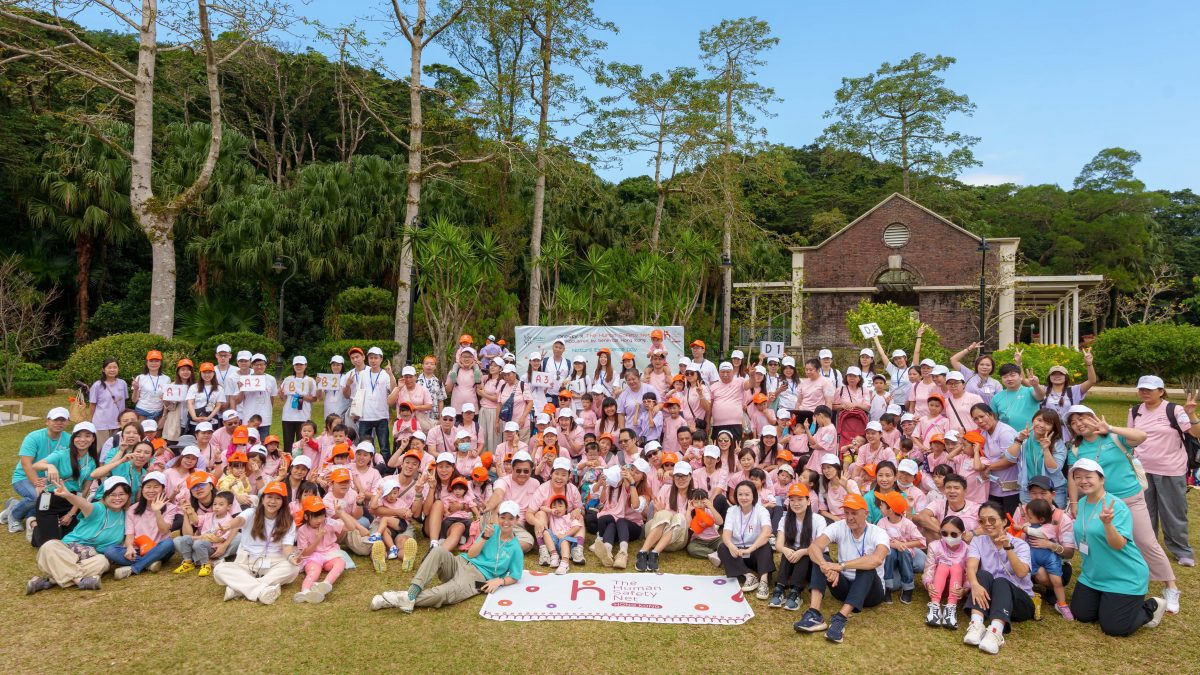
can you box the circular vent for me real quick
[883,222,910,248]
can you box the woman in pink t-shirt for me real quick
[591,462,651,569]
[109,471,179,577]
[446,349,481,414]
[796,359,834,428]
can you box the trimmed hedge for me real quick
[59,333,194,388]
[313,339,401,366]
[1090,324,1200,385]
[10,380,57,397]
[992,343,1087,381]
[195,332,284,363]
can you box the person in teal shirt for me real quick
[2,407,71,531]
[371,500,527,613]
[90,439,155,500]
[27,475,131,594]
[989,364,1043,433]
[1067,458,1166,636]
[28,422,100,546]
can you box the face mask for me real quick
[457,442,471,452]
[943,534,962,547]
[897,479,913,490]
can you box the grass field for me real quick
[0,393,1196,673]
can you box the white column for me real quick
[1059,298,1067,347]
[1048,308,1055,345]
[1039,314,1045,344]
[1072,288,1080,349]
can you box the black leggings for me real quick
[812,569,886,611]
[778,555,818,589]
[32,493,77,547]
[1070,581,1156,636]
[280,421,306,455]
[597,515,643,545]
[964,569,1034,629]
[717,543,776,579]
[713,494,730,519]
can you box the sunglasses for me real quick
[442,416,455,421]
[939,530,961,537]
[512,468,532,475]
[662,462,675,468]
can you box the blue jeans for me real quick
[884,548,915,591]
[358,418,391,459]
[1030,545,1063,577]
[11,479,38,522]
[103,538,175,573]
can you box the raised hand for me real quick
[1099,500,1115,525]
[1185,391,1197,418]
[1082,347,1094,366]
[1016,424,1031,443]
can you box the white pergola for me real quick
[1012,275,1106,348]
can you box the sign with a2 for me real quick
[858,323,883,339]
[238,374,267,392]
[759,341,785,359]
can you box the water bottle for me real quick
[292,393,302,410]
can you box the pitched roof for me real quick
[789,192,985,252]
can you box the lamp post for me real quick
[976,239,989,346]
[273,255,297,378]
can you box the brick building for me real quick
[735,193,1102,353]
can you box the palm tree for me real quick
[27,122,133,346]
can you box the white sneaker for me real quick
[8,517,23,534]
[978,626,1005,654]
[755,583,770,600]
[223,586,239,602]
[1164,587,1181,614]
[313,581,333,595]
[963,621,985,646]
[925,602,941,626]
[25,517,36,542]
[741,574,760,592]
[538,545,551,566]
[114,566,133,581]
[707,551,721,568]
[549,553,560,567]
[556,561,569,575]
[571,545,585,564]
[1146,597,1167,628]
[0,497,13,523]
[258,585,281,605]
[371,591,416,613]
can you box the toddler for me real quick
[293,495,346,604]
[542,495,583,574]
[923,515,968,628]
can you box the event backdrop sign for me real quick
[513,325,685,375]
[479,571,754,625]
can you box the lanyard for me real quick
[851,530,868,558]
[1080,495,1106,544]
[738,507,755,545]
[145,374,162,394]
[216,366,230,387]
[893,367,907,390]
[368,369,382,393]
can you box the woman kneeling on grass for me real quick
[26,476,130,594]
[371,500,525,613]
[212,481,300,605]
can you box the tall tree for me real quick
[0,1,285,338]
[821,52,979,196]
[699,16,778,353]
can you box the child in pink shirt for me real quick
[293,496,346,604]
[922,515,970,628]
[292,421,322,467]
[877,491,925,602]
[440,477,479,551]
[543,495,584,574]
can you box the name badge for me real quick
[1079,541,1089,556]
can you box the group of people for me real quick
[3,330,1195,651]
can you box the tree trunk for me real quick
[74,232,92,346]
[393,0,427,368]
[527,11,553,327]
[651,134,665,249]
[720,61,733,354]
[900,113,910,196]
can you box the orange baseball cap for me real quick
[599,433,615,442]
[401,450,423,464]
[176,358,194,369]
[228,452,248,464]
[348,346,364,356]
[597,347,612,355]
[459,334,474,344]
[787,483,810,498]
[479,451,493,469]
[146,350,163,361]
[542,403,557,415]
[880,491,908,514]
[199,361,215,373]
[930,434,946,445]
[927,393,946,407]
[232,426,250,444]
[150,438,167,450]
[498,339,506,346]
[690,339,705,348]
[665,397,681,407]
[963,430,986,446]
[842,493,868,511]
[661,452,679,465]
[650,329,664,339]
[621,352,635,361]
[186,472,212,490]
[330,467,352,483]
[546,494,568,507]
[450,476,470,490]
[472,466,489,481]
[332,442,351,457]
[751,393,768,404]
[262,481,288,497]
[672,374,684,383]
[301,495,326,514]
[557,389,574,399]
[264,435,280,446]
[776,449,795,463]
[863,463,878,478]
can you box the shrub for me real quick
[1090,324,1200,385]
[326,286,393,340]
[13,362,51,382]
[992,343,1087,381]
[59,333,194,388]
[844,299,948,364]
[339,314,392,340]
[10,380,57,396]
[195,332,284,363]
[313,339,402,367]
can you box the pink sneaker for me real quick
[1055,603,1074,621]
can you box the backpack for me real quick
[1129,402,1200,471]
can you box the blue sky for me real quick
[80,0,1199,190]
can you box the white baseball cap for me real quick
[703,445,721,459]
[142,470,167,487]
[678,357,691,367]
[180,446,201,458]
[411,431,427,442]
[778,463,795,475]
[604,465,623,486]
[719,361,733,371]
[1137,375,1165,390]
[401,365,417,376]
[436,451,456,464]
[355,441,376,454]
[946,371,965,382]
[455,430,471,441]
[1070,457,1104,476]
[251,353,267,363]
[141,420,158,432]
[761,425,778,437]
[367,346,383,356]
[859,348,874,357]
[380,478,401,495]
[72,421,96,435]
[556,409,574,419]
[818,349,833,359]
[846,366,863,377]
[461,402,476,413]
[900,413,915,423]
[527,351,542,361]
[536,413,551,425]
[542,427,558,437]
[102,476,130,493]
[865,421,883,432]
[944,429,960,442]
[248,445,268,457]
[731,350,745,360]
[891,349,907,358]
[767,355,780,363]
[898,458,919,475]
[236,350,253,361]
[820,453,840,466]
[497,500,522,517]
[194,421,214,433]
[781,356,796,368]
[886,404,903,416]
[222,410,239,421]
[440,406,457,418]
[215,344,232,354]
[247,428,260,441]
[632,457,651,474]
[511,450,533,464]
[931,365,949,376]
[330,355,345,364]
[502,364,517,374]
[46,407,70,420]
[552,457,572,472]
[920,358,936,368]
[503,421,520,433]
[572,355,587,364]
[292,355,307,365]
[487,335,497,341]
[643,440,662,453]
[1066,404,1095,420]
[673,462,692,476]
[292,455,313,469]
[754,365,768,375]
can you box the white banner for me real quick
[479,571,754,625]
[237,374,266,392]
[315,373,340,391]
[162,384,187,403]
[513,325,686,375]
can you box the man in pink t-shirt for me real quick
[484,450,542,552]
[709,362,746,441]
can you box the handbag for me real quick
[1111,434,1149,491]
[349,388,366,420]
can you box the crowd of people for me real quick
[3,330,1196,650]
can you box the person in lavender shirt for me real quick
[949,343,1001,404]
[88,359,128,449]
[971,404,1021,517]
[962,501,1033,655]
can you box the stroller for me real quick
[835,406,868,449]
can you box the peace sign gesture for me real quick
[1099,500,1115,525]
[1023,368,1039,387]
[1082,347,1094,366]
[1184,390,1197,417]
[1016,424,1031,443]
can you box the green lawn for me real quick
[0,393,1196,673]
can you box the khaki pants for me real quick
[412,546,485,608]
[343,530,372,556]
[686,536,721,558]
[213,551,300,602]
[515,526,535,551]
[645,511,688,551]
[36,540,111,588]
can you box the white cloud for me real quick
[960,172,1025,186]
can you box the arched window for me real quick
[874,268,920,307]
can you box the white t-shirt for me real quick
[185,383,226,415]
[279,375,317,422]
[323,372,352,419]
[776,511,829,550]
[691,358,719,386]
[351,368,394,422]
[823,519,890,582]
[239,374,279,426]
[134,374,171,413]
[226,369,252,410]
[235,507,297,558]
[722,504,772,548]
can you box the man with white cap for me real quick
[710,362,745,441]
[239,353,279,438]
[484,451,541,552]
[4,407,71,534]
[278,355,318,451]
[1127,375,1200,567]
[371,499,526,613]
[213,343,235,391]
[816,348,844,389]
[870,324,925,408]
[389,365,434,430]
[345,346,395,460]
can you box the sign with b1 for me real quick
[858,323,883,339]
[759,341,785,359]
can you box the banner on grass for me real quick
[479,572,754,625]
[513,325,685,375]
